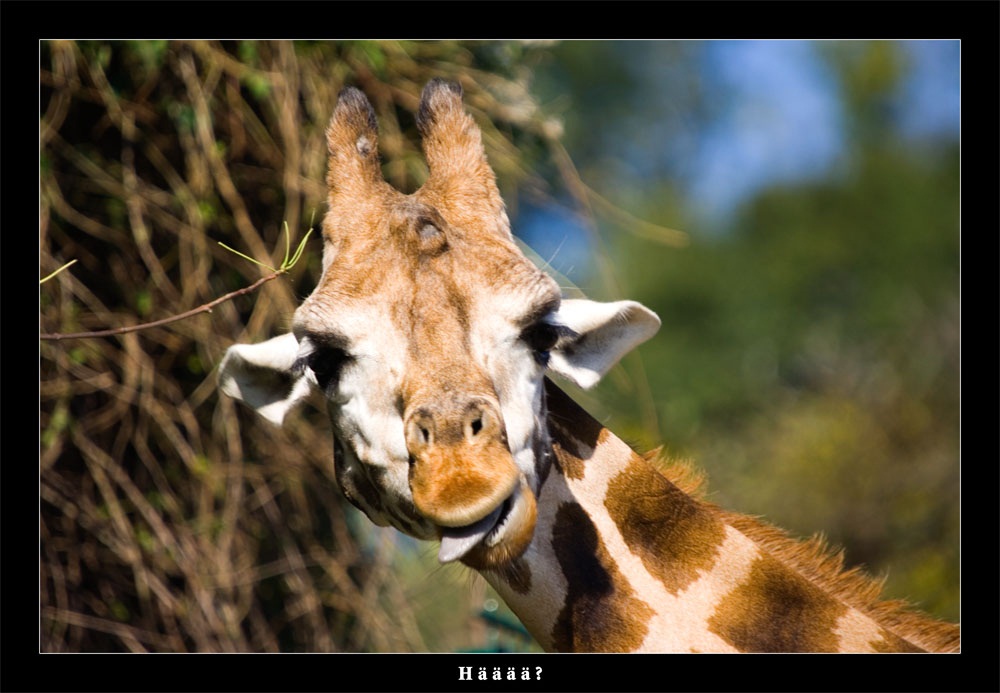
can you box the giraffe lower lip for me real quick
[437,504,505,563]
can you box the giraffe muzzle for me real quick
[403,397,537,565]
[405,398,519,527]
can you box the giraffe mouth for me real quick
[437,504,505,563]
[436,482,534,566]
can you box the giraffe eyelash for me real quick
[520,321,560,355]
[293,337,351,391]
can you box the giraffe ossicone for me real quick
[219,79,959,653]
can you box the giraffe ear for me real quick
[547,299,661,389]
[218,333,312,425]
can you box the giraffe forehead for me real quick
[302,228,559,346]
[321,189,541,285]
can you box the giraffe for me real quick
[218,79,960,653]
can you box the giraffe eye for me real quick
[521,322,559,364]
[293,336,351,392]
[308,346,350,391]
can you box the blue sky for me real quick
[686,40,845,224]
[517,40,960,279]
[894,40,962,139]
[687,40,959,222]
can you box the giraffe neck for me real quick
[478,380,957,653]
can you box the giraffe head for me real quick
[219,80,659,570]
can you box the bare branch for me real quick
[40,271,283,341]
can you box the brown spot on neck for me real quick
[708,554,846,652]
[544,379,610,480]
[605,459,727,595]
[719,510,959,652]
[550,502,653,652]
[545,381,728,597]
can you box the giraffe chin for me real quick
[438,480,537,571]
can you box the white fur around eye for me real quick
[292,337,319,387]
[473,321,547,486]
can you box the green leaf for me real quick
[110,600,129,621]
[186,353,204,375]
[128,40,168,72]
[355,41,386,73]
[42,403,72,448]
[136,526,154,552]
[198,200,217,225]
[238,41,259,66]
[243,73,271,100]
[136,290,152,317]
[190,454,212,478]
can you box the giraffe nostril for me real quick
[405,411,436,455]
[463,402,498,443]
[407,400,503,451]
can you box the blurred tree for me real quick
[532,40,959,622]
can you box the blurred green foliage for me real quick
[534,41,959,621]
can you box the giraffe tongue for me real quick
[438,507,503,563]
